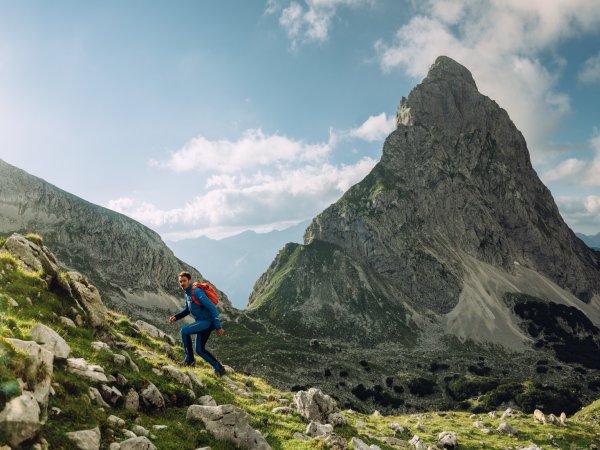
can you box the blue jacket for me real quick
[175,284,222,329]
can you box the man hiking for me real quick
[168,271,226,376]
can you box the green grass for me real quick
[1,241,600,450]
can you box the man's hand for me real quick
[216,328,225,336]
[168,316,176,325]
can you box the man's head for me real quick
[178,271,191,290]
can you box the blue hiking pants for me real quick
[180,320,222,371]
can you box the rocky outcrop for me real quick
[67,272,108,328]
[30,323,70,360]
[139,383,165,410]
[65,427,101,450]
[186,404,271,450]
[293,388,340,424]
[0,392,41,447]
[0,233,69,294]
[6,339,53,419]
[66,358,108,383]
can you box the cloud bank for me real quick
[111,114,391,239]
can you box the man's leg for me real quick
[195,324,223,372]
[180,323,197,364]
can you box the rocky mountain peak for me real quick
[425,55,477,88]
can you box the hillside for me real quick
[1,233,599,449]
[0,158,233,331]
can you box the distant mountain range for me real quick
[577,232,600,250]
[166,223,308,309]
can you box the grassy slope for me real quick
[1,247,599,449]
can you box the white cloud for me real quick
[374,0,600,163]
[579,52,600,84]
[556,195,600,234]
[267,0,374,48]
[541,130,600,186]
[109,157,377,239]
[541,158,586,183]
[152,128,333,174]
[349,112,396,142]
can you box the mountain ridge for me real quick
[0,158,233,328]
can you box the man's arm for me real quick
[173,303,190,321]
[194,287,222,330]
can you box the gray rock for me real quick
[119,436,157,450]
[351,437,381,450]
[107,415,126,428]
[187,371,204,390]
[438,431,458,449]
[122,430,137,439]
[272,406,294,414]
[132,425,150,437]
[409,436,425,450]
[1,234,65,292]
[67,358,108,383]
[198,395,217,406]
[533,409,546,424]
[497,422,518,436]
[100,385,123,406]
[186,404,271,450]
[162,365,193,389]
[0,392,41,447]
[30,323,70,360]
[6,339,53,418]
[134,320,173,344]
[139,383,165,410]
[389,422,405,434]
[59,316,77,328]
[305,421,333,437]
[327,411,347,427]
[89,387,110,409]
[381,436,409,447]
[65,426,101,450]
[113,354,127,366]
[67,271,108,328]
[91,341,110,351]
[116,373,129,386]
[124,389,140,411]
[293,388,338,422]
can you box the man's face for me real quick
[179,276,190,290]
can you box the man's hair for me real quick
[178,271,192,280]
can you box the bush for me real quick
[447,376,499,401]
[407,377,436,397]
[24,233,44,246]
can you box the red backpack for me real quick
[190,282,219,306]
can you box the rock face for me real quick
[293,388,339,423]
[6,339,53,419]
[0,392,41,447]
[186,404,271,450]
[246,55,600,349]
[0,158,232,328]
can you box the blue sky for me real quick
[1,0,600,238]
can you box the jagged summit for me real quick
[425,56,477,88]
[249,56,600,348]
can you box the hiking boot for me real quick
[214,366,226,377]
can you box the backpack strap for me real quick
[190,282,202,306]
